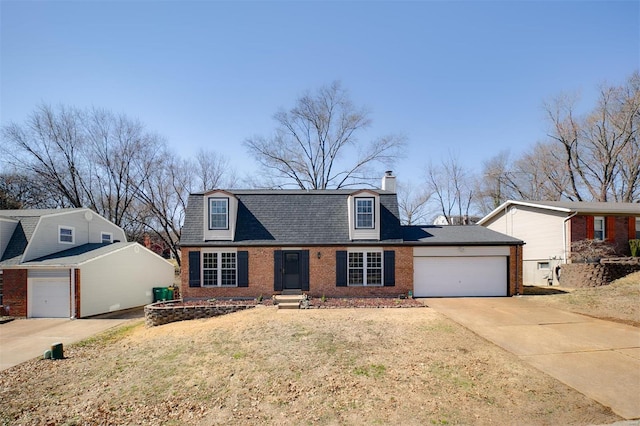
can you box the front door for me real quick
[283,251,301,290]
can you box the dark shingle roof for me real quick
[403,225,524,246]
[180,190,403,246]
[18,242,132,267]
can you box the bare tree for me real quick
[397,182,432,225]
[426,153,474,225]
[541,72,640,202]
[1,103,235,256]
[244,81,405,189]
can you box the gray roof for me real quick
[478,200,640,225]
[0,209,81,266]
[403,225,524,246]
[181,190,403,246]
[15,242,133,267]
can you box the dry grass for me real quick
[525,271,640,327]
[0,306,621,425]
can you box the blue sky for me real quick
[1,0,638,188]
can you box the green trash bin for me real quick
[153,287,166,303]
[166,287,174,300]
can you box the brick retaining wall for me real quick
[144,300,255,327]
[560,258,640,288]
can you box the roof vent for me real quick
[381,171,396,192]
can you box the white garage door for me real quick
[414,256,507,297]
[29,270,70,318]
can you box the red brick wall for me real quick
[570,215,634,256]
[509,245,523,296]
[2,269,27,317]
[180,246,414,299]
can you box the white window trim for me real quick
[101,232,113,243]
[347,248,383,287]
[58,226,75,244]
[355,197,375,229]
[202,249,237,287]
[594,216,605,241]
[208,197,229,230]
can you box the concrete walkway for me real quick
[425,297,640,420]
[0,317,137,371]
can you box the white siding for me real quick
[23,210,126,262]
[79,244,173,317]
[484,206,566,261]
[0,218,18,259]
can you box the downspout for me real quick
[562,211,578,265]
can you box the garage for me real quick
[414,255,507,297]
[28,270,70,318]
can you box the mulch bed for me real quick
[153,297,425,309]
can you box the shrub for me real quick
[570,239,617,263]
[630,239,640,257]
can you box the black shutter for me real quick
[383,250,395,287]
[274,250,283,291]
[336,251,347,287]
[300,250,310,291]
[237,251,249,287]
[188,251,201,287]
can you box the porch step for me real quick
[273,294,305,309]
[281,289,303,295]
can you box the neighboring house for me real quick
[432,215,481,226]
[180,174,524,298]
[478,200,640,286]
[0,208,174,318]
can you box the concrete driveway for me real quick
[0,314,141,371]
[425,297,640,420]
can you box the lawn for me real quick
[0,305,621,425]
[524,271,640,327]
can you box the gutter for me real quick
[562,211,578,264]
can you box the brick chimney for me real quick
[381,171,396,192]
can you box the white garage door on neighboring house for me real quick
[413,247,509,297]
[28,270,70,318]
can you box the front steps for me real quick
[273,293,306,310]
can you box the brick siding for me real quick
[2,269,27,317]
[509,245,524,296]
[181,246,414,299]
[571,215,635,256]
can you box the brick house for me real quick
[478,200,640,286]
[180,174,524,298]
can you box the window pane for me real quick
[367,252,382,285]
[636,218,640,239]
[355,198,373,228]
[60,228,73,243]
[594,217,605,240]
[203,253,218,286]
[221,252,236,286]
[209,199,228,229]
[348,252,364,285]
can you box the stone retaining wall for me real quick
[144,300,255,327]
[560,258,640,288]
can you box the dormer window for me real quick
[59,226,74,244]
[101,232,112,243]
[355,198,374,229]
[209,198,229,230]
